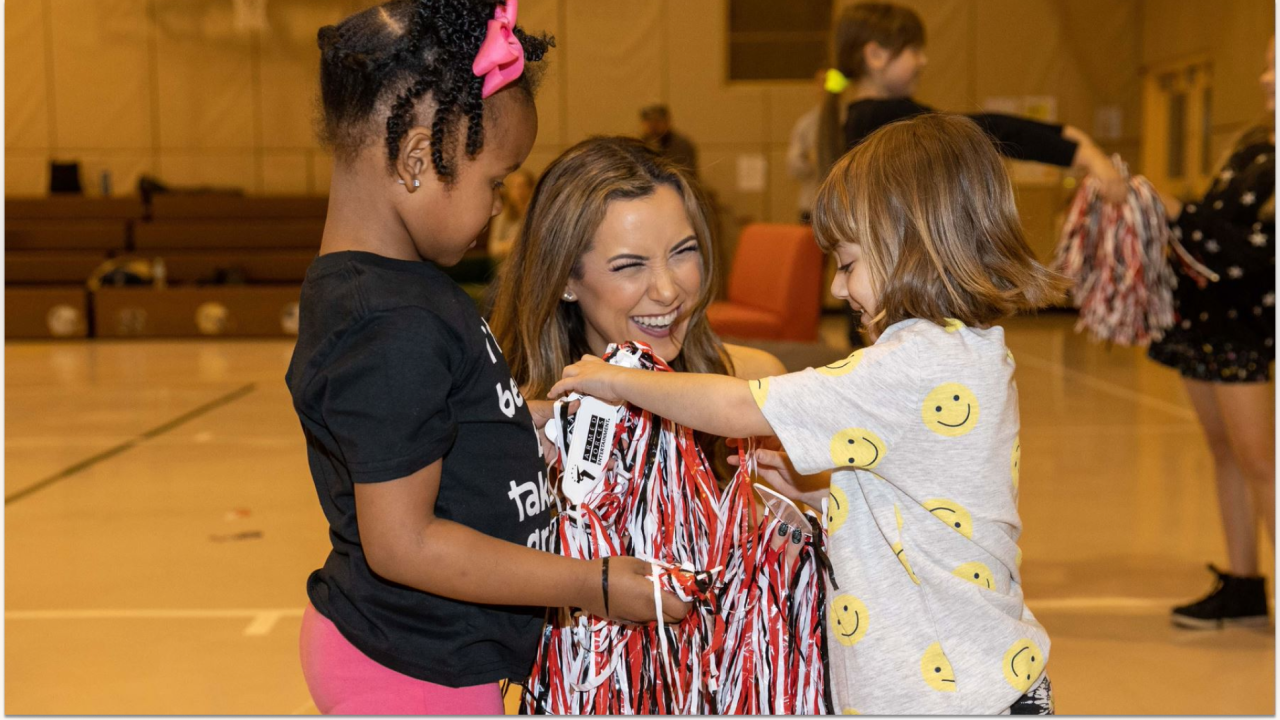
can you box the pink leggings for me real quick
[299,603,504,715]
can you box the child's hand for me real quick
[590,556,691,623]
[728,437,830,510]
[549,356,629,403]
[1071,135,1128,205]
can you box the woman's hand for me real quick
[550,356,631,403]
[727,437,830,509]
[581,556,690,623]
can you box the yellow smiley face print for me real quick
[831,594,869,647]
[893,541,921,584]
[827,485,849,535]
[1011,438,1021,491]
[922,383,980,438]
[923,498,974,539]
[953,561,995,590]
[817,349,864,377]
[829,428,886,469]
[921,642,957,692]
[749,377,769,407]
[1003,639,1046,693]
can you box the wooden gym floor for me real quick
[4,314,1275,715]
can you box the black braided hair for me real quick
[317,0,553,181]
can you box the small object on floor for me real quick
[1171,564,1270,630]
[209,530,263,543]
[224,507,252,522]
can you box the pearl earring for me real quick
[562,291,575,301]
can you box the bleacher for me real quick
[5,195,320,340]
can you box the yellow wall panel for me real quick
[766,84,821,146]
[6,152,49,196]
[260,151,311,195]
[6,0,51,150]
[667,0,767,145]
[158,152,257,191]
[768,145,806,225]
[1209,1,1274,134]
[564,0,663,139]
[520,0,565,148]
[153,0,254,150]
[257,1,347,150]
[48,0,152,149]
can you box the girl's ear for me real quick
[863,42,891,73]
[395,127,431,190]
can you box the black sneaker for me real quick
[1171,564,1270,629]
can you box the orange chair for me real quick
[707,223,825,342]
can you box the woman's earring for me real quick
[412,178,420,188]
[562,291,576,301]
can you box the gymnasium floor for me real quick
[4,314,1275,715]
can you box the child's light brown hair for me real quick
[813,113,1068,337]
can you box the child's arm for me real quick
[355,460,688,623]
[550,356,775,438]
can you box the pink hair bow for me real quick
[472,0,525,99]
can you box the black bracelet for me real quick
[601,556,611,617]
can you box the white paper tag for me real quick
[560,395,623,505]
[549,344,645,506]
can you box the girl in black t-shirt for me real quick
[287,2,687,714]
[817,2,1127,189]
[815,2,1128,349]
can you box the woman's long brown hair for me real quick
[489,136,731,402]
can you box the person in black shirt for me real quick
[816,2,1127,349]
[288,2,686,714]
[641,104,700,179]
[1148,37,1275,631]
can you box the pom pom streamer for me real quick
[1052,157,1214,347]
[522,342,835,714]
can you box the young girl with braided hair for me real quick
[286,1,686,713]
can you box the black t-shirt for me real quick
[285,251,553,687]
[844,97,1079,167]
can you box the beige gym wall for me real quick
[1142,0,1274,162]
[4,0,1272,235]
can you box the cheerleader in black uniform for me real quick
[1148,37,1276,630]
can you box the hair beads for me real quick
[522,342,834,714]
[1054,164,1214,346]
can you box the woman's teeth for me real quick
[632,309,678,329]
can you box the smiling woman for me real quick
[489,137,785,425]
